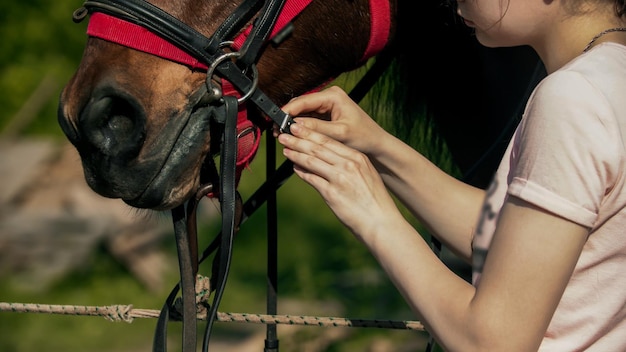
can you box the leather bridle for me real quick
[70,0,391,351]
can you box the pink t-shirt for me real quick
[472,43,626,351]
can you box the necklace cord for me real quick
[583,27,626,52]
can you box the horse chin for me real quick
[122,176,198,211]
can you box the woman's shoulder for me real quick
[530,45,626,113]
[553,43,626,87]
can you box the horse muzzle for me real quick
[58,81,212,210]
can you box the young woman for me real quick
[276,0,626,350]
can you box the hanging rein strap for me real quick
[205,96,240,351]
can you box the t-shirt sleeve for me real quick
[507,70,620,228]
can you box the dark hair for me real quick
[616,0,626,17]
[448,0,626,17]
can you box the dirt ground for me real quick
[0,138,175,291]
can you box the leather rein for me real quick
[71,0,391,351]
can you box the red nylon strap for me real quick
[86,0,391,70]
[362,0,391,61]
[87,12,209,70]
[221,82,262,188]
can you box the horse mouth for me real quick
[123,106,215,210]
[60,86,214,210]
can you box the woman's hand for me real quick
[275,85,409,240]
[276,86,390,156]
[277,120,403,242]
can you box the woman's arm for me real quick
[366,195,588,352]
[367,128,484,261]
[280,86,484,260]
[278,117,589,351]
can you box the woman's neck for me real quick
[533,12,626,73]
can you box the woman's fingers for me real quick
[279,122,377,195]
[278,126,336,178]
[279,87,352,138]
[278,117,398,237]
[294,117,345,141]
[271,116,332,138]
[282,87,343,118]
[279,122,356,165]
[280,87,385,154]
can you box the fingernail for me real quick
[277,133,289,143]
[290,123,301,133]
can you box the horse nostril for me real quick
[109,113,134,134]
[80,95,145,158]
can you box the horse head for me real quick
[58,0,396,210]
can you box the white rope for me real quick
[0,301,425,330]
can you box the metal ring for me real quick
[237,65,258,104]
[205,50,259,105]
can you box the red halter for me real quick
[85,0,390,184]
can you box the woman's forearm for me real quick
[369,132,485,261]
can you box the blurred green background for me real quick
[0,1,460,351]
